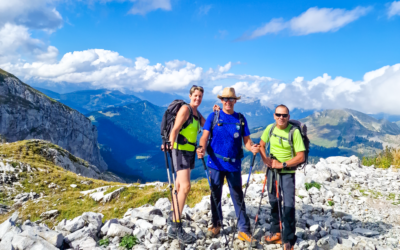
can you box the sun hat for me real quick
[217,87,241,100]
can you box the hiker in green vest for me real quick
[161,85,219,244]
[259,104,305,250]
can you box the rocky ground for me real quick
[0,155,399,249]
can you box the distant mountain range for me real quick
[300,109,400,155]
[35,88,141,114]
[30,86,400,182]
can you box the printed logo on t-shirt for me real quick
[234,132,239,138]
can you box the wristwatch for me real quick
[282,162,287,169]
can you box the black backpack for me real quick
[160,100,201,145]
[206,110,246,161]
[266,120,310,169]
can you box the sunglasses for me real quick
[221,98,236,102]
[275,113,289,118]
[191,85,204,90]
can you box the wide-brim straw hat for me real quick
[217,87,241,100]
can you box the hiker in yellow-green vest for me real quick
[163,85,218,244]
[259,104,305,250]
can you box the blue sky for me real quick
[51,0,399,81]
[1,0,400,114]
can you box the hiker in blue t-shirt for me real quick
[197,87,260,244]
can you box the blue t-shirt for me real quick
[203,111,251,172]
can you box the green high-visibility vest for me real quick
[173,116,199,152]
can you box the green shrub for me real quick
[119,235,139,249]
[98,238,110,247]
[305,182,321,191]
[362,146,400,169]
[328,200,334,206]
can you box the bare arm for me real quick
[196,130,210,158]
[168,106,190,148]
[243,135,260,155]
[271,151,305,169]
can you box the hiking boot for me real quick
[167,224,178,239]
[177,226,196,244]
[206,225,221,238]
[265,233,282,244]
[284,242,294,250]
[238,231,257,247]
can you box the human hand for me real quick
[213,104,221,111]
[272,160,283,169]
[250,144,260,155]
[161,143,172,151]
[263,157,272,167]
[197,146,205,159]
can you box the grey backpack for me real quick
[267,120,309,169]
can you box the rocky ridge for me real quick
[0,155,399,249]
[0,69,107,171]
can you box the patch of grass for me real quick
[103,186,120,195]
[98,238,110,247]
[305,182,321,191]
[298,195,304,199]
[119,235,139,249]
[328,200,334,206]
[0,140,210,227]
[388,193,396,200]
[362,146,400,169]
[186,179,210,207]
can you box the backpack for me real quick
[160,100,201,145]
[266,120,310,169]
[206,110,246,162]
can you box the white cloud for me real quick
[229,63,400,115]
[0,0,63,31]
[242,6,371,40]
[290,6,370,35]
[245,18,287,40]
[218,62,232,73]
[0,23,58,64]
[128,0,171,15]
[2,49,203,92]
[388,1,400,18]
[212,85,223,95]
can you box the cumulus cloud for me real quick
[228,64,400,115]
[0,23,58,64]
[0,0,63,31]
[243,6,370,40]
[1,49,203,92]
[388,1,400,18]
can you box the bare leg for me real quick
[171,168,191,221]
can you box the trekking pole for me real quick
[248,165,269,250]
[270,155,283,249]
[162,142,179,241]
[167,143,185,250]
[230,153,257,249]
[199,147,229,248]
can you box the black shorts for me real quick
[171,149,195,172]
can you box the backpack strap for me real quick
[238,113,245,137]
[288,125,298,159]
[210,110,220,139]
[266,123,276,157]
[181,104,193,130]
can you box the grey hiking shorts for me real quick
[171,149,195,172]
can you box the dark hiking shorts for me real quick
[171,149,195,172]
